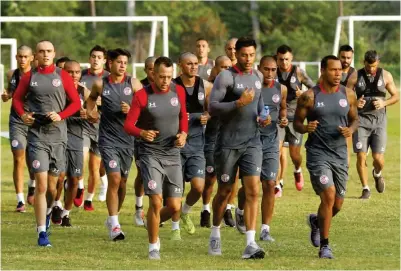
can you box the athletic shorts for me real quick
[306,158,348,199]
[9,122,28,151]
[99,146,134,179]
[28,141,66,176]
[83,133,100,156]
[283,122,303,146]
[181,151,206,181]
[214,144,262,185]
[261,134,279,181]
[205,150,216,177]
[352,114,386,154]
[140,154,183,198]
[66,149,83,178]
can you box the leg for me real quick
[84,152,101,210]
[212,183,233,226]
[134,164,145,225]
[260,180,275,241]
[106,172,122,216]
[12,149,27,211]
[117,177,127,212]
[356,152,370,198]
[201,151,216,228]
[289,144,302,170]
[243,176,260,232]
[147,194,162,259]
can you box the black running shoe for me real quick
[51,206,63,225]
[61,215,72,227]
[200,210,211,228]
[223,209,235,227]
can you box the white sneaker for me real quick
[109,225,125,241]
[98,185,107,202]
[134,207,145,226]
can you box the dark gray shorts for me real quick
[28,141,66,176]
[261,134,279,181]
[66,149,83,178]
[181,151,206,181]
[204,150,216,177]
[83,133,100,156]
[100,146,134,179]
[352,114,386,154]
[283,122,303,146]
[214,144,262,185]
[140,154,183,198]
[306,158,348,199]
[9,122,28,151]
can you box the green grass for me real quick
[1,100,399,270]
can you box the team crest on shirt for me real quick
[206,166,214,173]
[124,87,132,95]
[339,99,348,107]
[221,174,230,183]
[272,94,280,103]
[198,92,205,101]
[377,79,383,87]
[52,79,61,87]
[320,175,329,185]
[356,142,363,150]
[290,76,296,83]
[148,180,157,190]
[11,140,19,148]
[255,80,262,89]
[170,97,178,107]
[109,160,117,169]
[207,69,211,76]
[32,160,41,169]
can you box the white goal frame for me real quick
[0,38,17,70]
[333,15,401,67]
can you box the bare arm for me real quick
[383,70,399,107]
[346,71,358,90]
[345,87,359,133]
[293,89,314,134]
[204,80,213,112]
[298,67,314,89]
[86,79,102,119]
[131,77,143,93]
[279,85,288,120]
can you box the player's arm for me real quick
[86,79,102,122]
[124,90,146,137]
[294,89,316,134]
[344,87,359,134]
[208,71,237,115]
[2,70,15,102]
[12,73,35,125]
[298,67,315,89]
[77,82,91,101]
[131,77,143,93]
[279,85,288,127]
[53,70,81,121]
[382,70,399,107]
[175,85,188,148]
[207,66,217,82]
[346,71,357,90]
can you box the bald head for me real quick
[225,38,237,63]
[179,52,197,63]
[179,52,198,78]
[145,56,157,69]
[17,45,33,55]
[214,55,232,75]
[144,56,157,83]
[35,40,55,67]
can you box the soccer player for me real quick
[78,45,110,210]
[225,38,238,66]
[276,44,315,191]
[56,57,70,69]
[173,52,212,237]
[346,50,399,199]
[124,56,188,260]
[2,45,35,212]
[12,40,81,246]
[208,37,268,259]
[86,48,142,241]
[196,38,214,81]
[257,55,288,241]
[140,56,157,86]
[294,55,358,259]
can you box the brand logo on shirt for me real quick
[221,174,230,183]
[197,169,204,175]
[124,87,132,95]
[32,160,41,169]
[52,79,61,87]
[207,69,212,76]
[51,168,60,174]
[256,167,261,172]
[290,76,296,83]
[339,99,348,108]
[317,102,325,108]
[206,166,214,173]
[75,168,81,173]
[340,189,346,195]
[270,172,277,178]
[381,146,385,152]
[11,140,19,148]
[11,79,16,84]
[236,83,244,89]
[148,102,156,108]
[103,89,110,96]
[272,94,280,103]
[109,160,117,169]
[170,97,178,107]
[198,92,205,101]
[174,187,181,194]
[255,80,262,89]
[148,180,157,190]
[320,175,329,185]
[377,79,383,87]
[31,81,38,87]
[356,141,363,150]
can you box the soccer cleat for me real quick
[16,201,26,213]
[51,206,63,225]
[181,213,195,235]
[61,215,72,227]
[260,229,275,242]
[27,187,35,205]
[359,189,371,199]
[84,200,94,211]
[98,184,107,202]
[274,186,282,198]
[242,241,265,259]
[37,231,52,247]
[319,245,334,259]
[109,225,125,241]
[208,237,222,256]
[307,214,320,247]
[171,229,182,241]
[200,210,211,228]
[235,208,246,234]
[294,171,304,191]
[148,249,161,260]
[134,205,145,226]
[223,209,235,227]
[372,170,385,193]
[74,188,84,207]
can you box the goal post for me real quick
[0,38,17,70]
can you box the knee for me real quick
[36,182,47,194]
[262,181,275,194]
[149,196,163,211]
[168,202,181,214]
[217,186,233,199]
[321,188,336,206]
[192,181,204,195]
[245,186,259,200]
[356,154,367,166]
[13,153,25,164]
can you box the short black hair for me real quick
[364,50,379,64]
[339,44,354,53]
[196,38,208,44]
[107,48,131,61]
[89,45,107,57]
[321,55,340,70]
[154,56,173,72]
[276,45,292,55]
[64,59,80,66]
[235,37,257,51]
[56,56,71,66]
[260,55,277,65]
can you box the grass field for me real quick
[1,99,399,270]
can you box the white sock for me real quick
[172,220,180,230]
[226,204,232,210]
[246,230,256,246]
[109,215,119,228]
[28,179,36,187]
[136,196,143,207]
[202,204,210,212]
[37,225,46,234]
[54,200,62,208]
[261,224,270,232]
[182,203,192,214]
[149,242,159,252]
[236,208,244,215]
[210,226,221,238]
[373,170,382,177]
[46,208,52,215]
[78,179,84,189]
[363,185,370,191]
[294,168,302,173]
[86,193,94,201]
[61,209,70,218]
[16,193,25,204]
[100,174,108,186]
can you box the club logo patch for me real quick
[272,94,280,103]
[198,92,205,101]
[356,142,363,150]
[11,140,19,147]
[124,87,132,95]
[221,174,230,183]
[255,80,262,89]
[109,160,117,169]
[290,76,296,83]
[320,175,329,185]
[206,166,214,173]
[207,69,211,76]
[170,97,178,107]
[339,99,348,107]
[148,180,157,190]
[52,79,61,87]
[32,160,41,169]
[377,79,383,87]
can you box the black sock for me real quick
[320,238,329,247]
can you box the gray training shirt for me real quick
[198,58,214,81]
[260,81,282,137]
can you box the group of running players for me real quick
[3,36,398,260]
